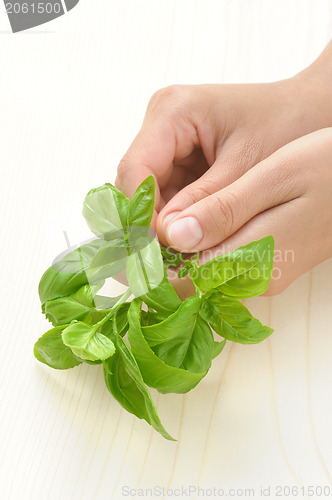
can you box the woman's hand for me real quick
[193,127,332,295]
[115,42,332,295]
[160,128,332,297]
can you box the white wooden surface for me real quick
[1,1,332,499]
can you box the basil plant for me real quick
[35,176,275,440]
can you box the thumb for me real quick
[161,156,304,252]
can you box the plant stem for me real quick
[94,289,131,329]
[190,253,203,298]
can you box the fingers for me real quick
[198,198,308,296]
[158,147,308,252]
[115,86,202,210]
[158,131,263,217]
[195,128,332,294]
[115,125,172,209]
[156,144,251,243]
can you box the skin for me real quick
[116,41,332,296]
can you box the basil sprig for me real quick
[34,176,275,440]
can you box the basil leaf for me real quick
[142,296,214,373]
[79,359,102,366]
[93,293,126,311]
[200,295,273,344]
[126,237,164,297]
[34,326,82,370]
[160,246,183,268]
[104,334,175,441]
[141,273,181,316]
[101,303,130,338]
[212,339,226,358]
[128,300,206,394]
[140,310,165,326]
[36,171,276,441]
[62,321,115,361]
[39,239,108,305]
[88,239,128,282]
[82,183,130,237]
[39,237,130,308]
[192,236,274,298]
[178,262,192,278]
[43,283,102,326]
[127,175,155,227]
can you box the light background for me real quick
[1,1,332,499]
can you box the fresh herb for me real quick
[34,176,275,440]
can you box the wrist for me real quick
[290,43,332,130]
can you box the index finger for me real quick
[115,87,200,210]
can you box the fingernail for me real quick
[168,217,203,251]
[163,211,180,231]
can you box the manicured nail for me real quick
[168,217,203,251]
[163,211,180,231]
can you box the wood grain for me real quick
[0,1,332,499]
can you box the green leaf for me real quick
[104,334,175,441]
[34,326,82,370]
[128,300,207,394]
[62,321,115,361]
[39,236,131,308]
[93,294,127,313]
[141,273,181,316]
[178,261,192,278]
[192,236,274,298]
[126,237,164,297]
[101,303,130,338]
[142,296,214,373]
[200,295,274,344]
[39,239,108,306]
[88,239,128,282]
[178,267,190,278]
[37,173,277,440]
[212,339,226,358]
[127,176,155,227]
[160,246,183,268]
[43,283,102,326]
[82,183,130,237]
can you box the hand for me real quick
[115,43,332,295]
[159,128,332,297]
[194,127,332,294]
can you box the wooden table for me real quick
[1,1,332,499]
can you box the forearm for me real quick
[293,40,332,128]
[302,40,332,85]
